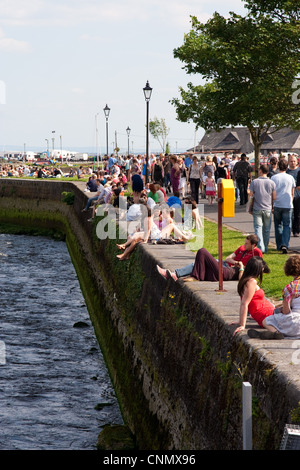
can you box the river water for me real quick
[0,233,123,450]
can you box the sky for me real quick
[0,0,248,155]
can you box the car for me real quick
[247,153,270,167]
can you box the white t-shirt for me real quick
[271,172,295,209]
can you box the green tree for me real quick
[149,117,170,154]
[244,0,299,22]
[171,12,300,176]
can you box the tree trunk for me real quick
[248,127,262,179]
[254,142,262,179]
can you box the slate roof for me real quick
[189,127,300,154]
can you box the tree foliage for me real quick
[244,0,299,22]
[149,117,170,153]
[171,9,300,175]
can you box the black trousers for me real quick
[293,196,300,235]
[189,178,200,203]
[236,176,249,205]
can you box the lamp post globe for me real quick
[103,104,110,156]
[126,126,131,156]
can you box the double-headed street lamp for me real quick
[143,81,152,184]
[103,104,110,156]
[126,126,131,156]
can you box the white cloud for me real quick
[0,27,30,52]
[0,0,247,28]
[0,0,44,26]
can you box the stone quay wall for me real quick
[0,178,300,450]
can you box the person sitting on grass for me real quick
[156,234,262,282]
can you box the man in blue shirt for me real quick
[108,154,117,173]
[184,154,192,170]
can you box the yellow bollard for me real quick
[221,179,235,218]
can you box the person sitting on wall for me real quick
[86,174,99,192]
[230,256,284,339]
[81,179,104,212]
[116,200,194,261]
[156,234,262,282]
[245,254,300,339]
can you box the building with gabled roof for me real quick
[188,127,300,155]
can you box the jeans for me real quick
[252,209,272,253]
[175,258,233,279]
[273,207,293,250]
[164,173,171,188]
[84,195,99,211]
[175,263,194,278]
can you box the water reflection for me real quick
[0,234,123,450]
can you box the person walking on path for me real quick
[286,154,300,237]
[249,164,276,253]
[187,155,202,203]
[271,159,295,254]
[233,153,252,206]
[151,156,164,187]
[162,155,172,193]
[170,155,181,194]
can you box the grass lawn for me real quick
[189,218,292,301]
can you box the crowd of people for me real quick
[248,153,300,256]
[3,149,300,342]
[0,162,78,178]
[90,149,300,258]
[97,154,300,340]
[81,159,200,252]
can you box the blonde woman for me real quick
[203,155,216,178]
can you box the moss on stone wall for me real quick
[1,181,299,450]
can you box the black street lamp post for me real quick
[143,81,152,184]
[103,104,110,156]
[126,126,131,156]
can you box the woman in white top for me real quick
[116,203,193,260]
